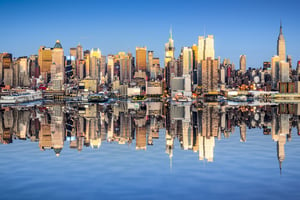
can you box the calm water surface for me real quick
[0,102,300,200]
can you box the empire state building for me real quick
[277,22,286,61]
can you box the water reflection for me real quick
[1,102,299,171]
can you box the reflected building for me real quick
[197,103,220,162]
[1,102,300,172]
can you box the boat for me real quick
[0,90,43,104]
[88,92,109,103]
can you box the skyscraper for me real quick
[204,35,215,60]
[38,46,52,83]
[90,48,101,80]
[17,57,30,87]
[136,47,147,72]
[52,40,64,69]
[279,61,289,82]
[199,58,219,93]
[76,43,83,61]
[164,28,175,67]
[271,55,280,85]
[191,44,198,68]
[147,51,153,78]
[182,47,193,75]
[51,40,64,90]
[197,34,218,94]
[0,53,13,85]
[197,35,215,62]
[277,22,286,62]
[107,55,114,84]
[119,52,132,84]
[197,36,205,63]
[240,55,246,73]
[84,50,90,77]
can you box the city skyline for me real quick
[0,0,299,68]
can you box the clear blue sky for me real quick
[0,0,299,68]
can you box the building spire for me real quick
[279,160,282,175]
[169,25,172,39]
[280,20,283,35]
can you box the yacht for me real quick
[0,90,43,104]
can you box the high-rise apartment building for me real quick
[199,58,218,93]
[136,47,147,72]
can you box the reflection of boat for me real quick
[232,95,247,102]
[173,93,191,102]
[0,90,43,104]
[88,92,109,102]
[131,95,148,102]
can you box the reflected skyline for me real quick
[1,102,299,173]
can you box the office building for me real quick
[119,52,132,84]
[51,40,64,90]
[84,50,90,77]
[198,35,215,61]
[279,61,290,82]
[147,51,153,76]
[192,44,198,68]
[38,46,52,83]
[204,35,215,60]
[89,48,101,80]
[136,47,147,72]
[197,36,205,63]
[182,47,193,75]
[164,28,175,67]
[271,55,280,86]
[0,53,13,85]
[240,55,246,73]
[152,57,160,80]
[107,55,114,84]
[17,57,30,87]
[277,22,286,62]
[76,43,83,60]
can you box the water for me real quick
[0,102,300,200]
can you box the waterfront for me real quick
[0,102,300,199]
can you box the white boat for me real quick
[0,90,43,104]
